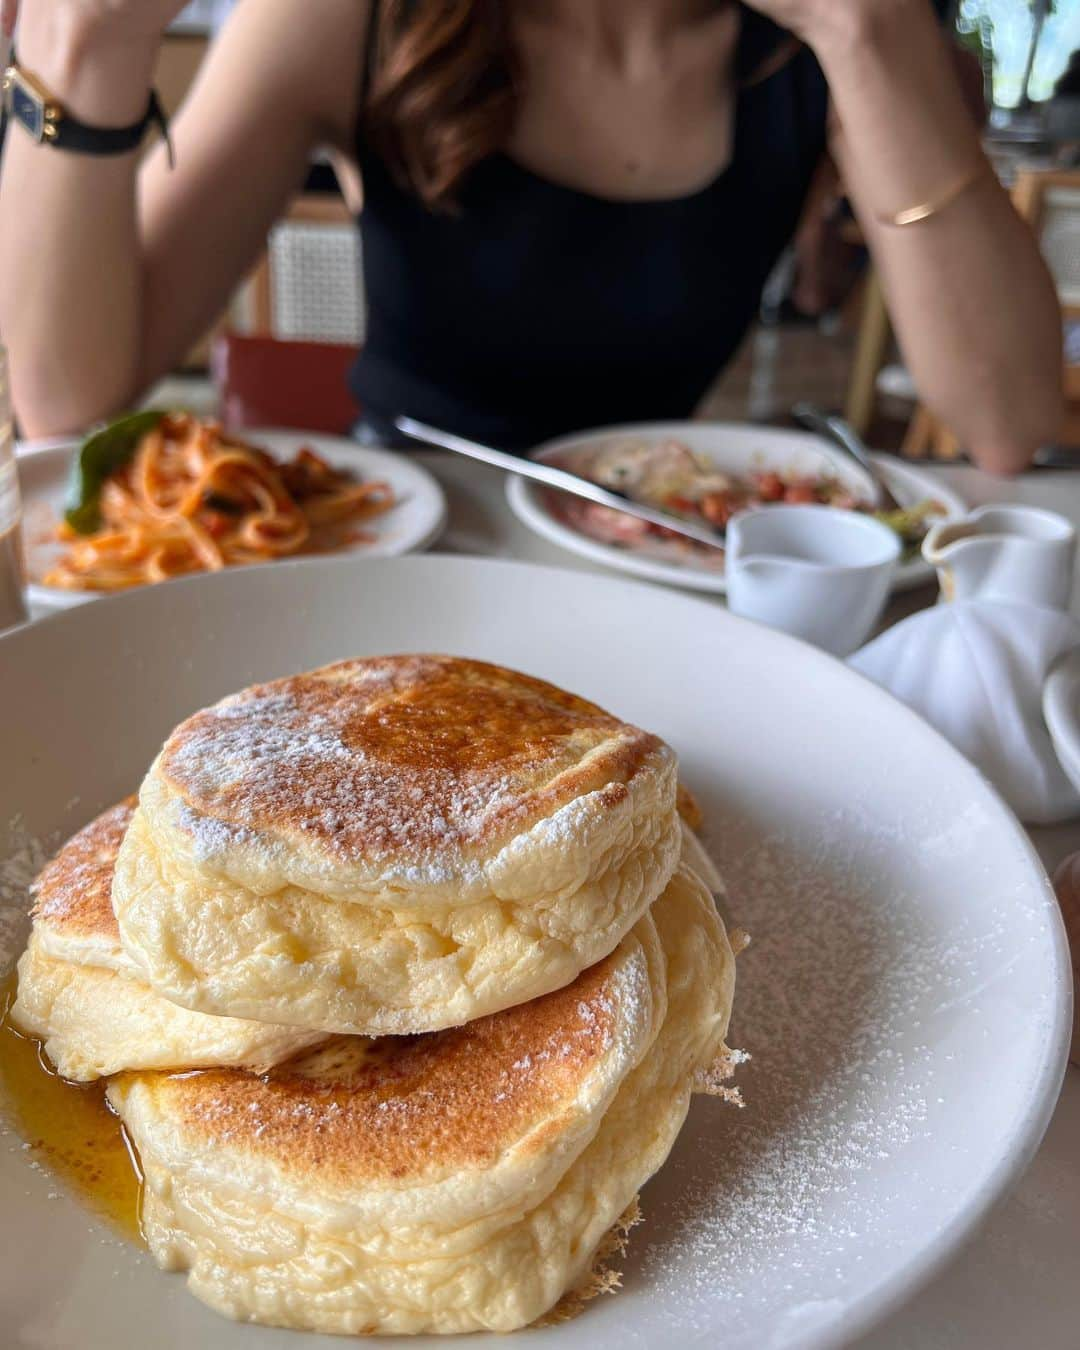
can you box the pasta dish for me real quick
[45,414,395,592]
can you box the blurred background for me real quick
[149,2,1080,452]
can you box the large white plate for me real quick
[16,428,448,609]
[0,557,1070,1350]
[506,421,966,594]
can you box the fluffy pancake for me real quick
[113,655,681,1033]
[679,817,725,896]
[11,801,327,1082]
[109,864,736,1335]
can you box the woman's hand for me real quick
[4,0,188,48]
[738,0,918,52]
[5,0,189,120]
[749,0,1063,470]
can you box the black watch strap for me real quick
[53,89,170,157]
[3,59,174,166]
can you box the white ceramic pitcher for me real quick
[726,505,900,656]
[922,505,1076,612]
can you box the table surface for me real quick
[22,446,1080,1350]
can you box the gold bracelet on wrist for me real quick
[877,162,988,228]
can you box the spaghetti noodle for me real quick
[45,414,395,592]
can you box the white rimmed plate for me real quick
[0,556,1070,1350]
[506,421,966,594]
[16,428,448,609]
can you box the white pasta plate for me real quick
[16,427,447,609]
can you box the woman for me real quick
[0,0,1064,470]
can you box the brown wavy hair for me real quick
[363,0,519,212]
[363,1,799,213]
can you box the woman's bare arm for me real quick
[747,0,1064,473]
[824,4,1062,473]
[0,0,367,437]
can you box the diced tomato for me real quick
[783,483,817,504]
[664,494,699,516]
[700,492,733,526]
[755,472,785,502]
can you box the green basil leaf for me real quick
[64,410,167,534]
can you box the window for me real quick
[956,0,1080,106]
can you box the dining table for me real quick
[19,442,1080,1350]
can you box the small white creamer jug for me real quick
[922,505,1076,612]
[726,505,901,656]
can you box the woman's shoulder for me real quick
[210,0,372,151]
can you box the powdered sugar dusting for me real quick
[0,815,49,974]
[30,800,132,936]
[169,691,354,792]
[612,805,1037,1344]
[167,682,517,874]
[159,658,636,873]
[175,801,263,866]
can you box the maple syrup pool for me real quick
[0,975,143,1243]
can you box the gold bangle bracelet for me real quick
[878,163,988,228]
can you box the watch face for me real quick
[10,80,45,141]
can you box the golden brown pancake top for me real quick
[32,799,134,940]
[159,655,665,864]
[126,947,628,1184]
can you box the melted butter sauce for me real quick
[0,976,144,1244]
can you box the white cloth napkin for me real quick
[849,599,1080,825]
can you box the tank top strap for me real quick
[735,9,792,84]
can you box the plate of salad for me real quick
[506,421,965,594]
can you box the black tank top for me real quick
[349,10,828,452]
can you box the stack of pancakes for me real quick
[12,654,740,1335]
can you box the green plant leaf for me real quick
[64,410,166,534]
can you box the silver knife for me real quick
[395,415,726,549]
